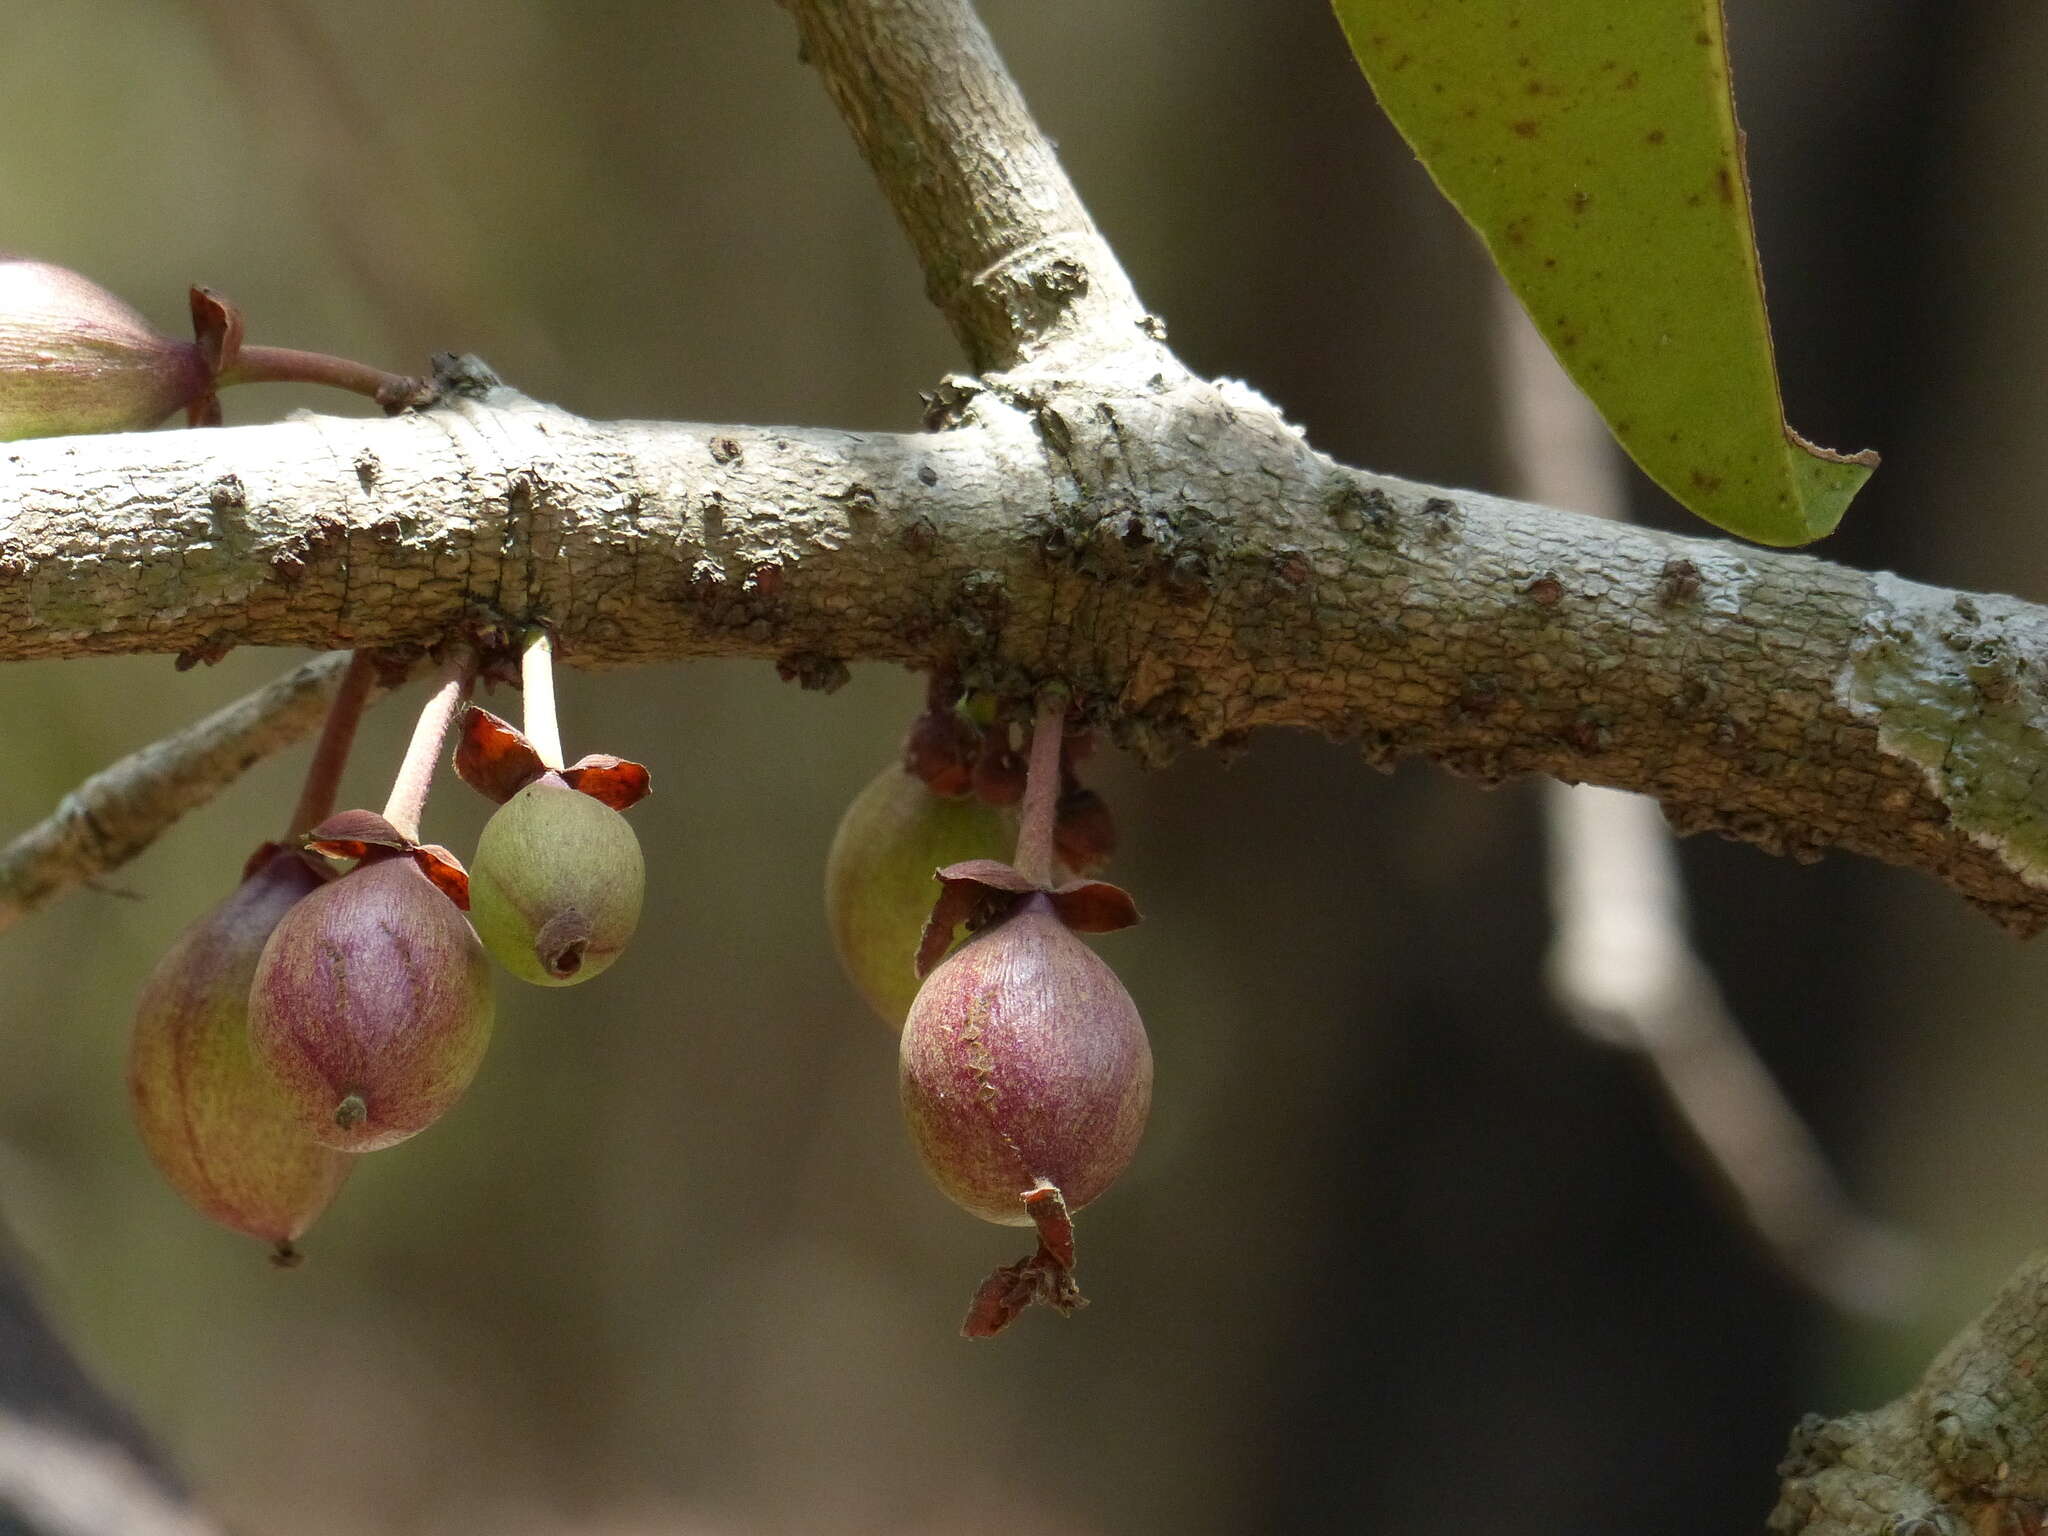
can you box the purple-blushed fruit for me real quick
[468,772,645,986]
[900,893,1152,1226]
[825,762,1015,1028]
[127,846,352,1259]
[0,258,208,441]
[249,852,493,1151]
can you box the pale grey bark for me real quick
[8,374,2048,939]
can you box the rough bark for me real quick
[6,375,2048,937]
[1772,1253,2048,1534]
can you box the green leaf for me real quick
[1330,1,1876,546]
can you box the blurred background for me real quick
[0,0,2040,1531]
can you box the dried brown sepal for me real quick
[184,286,240,427]
[961,1180,1087,1339]
[1048,879,1139,934]
[904,709,978,798]
[560,753,651,811]
[189,286,243,376]
[410,844,472,910]
[915,859,1139,978]
[454,706,548,805]
[302,812,470,910]
[303,809,412,857]
[971,728,1026,807]
[1053,787,1116,875]
[914,859,1037,978]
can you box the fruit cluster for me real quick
[128,632,648,1264]
[828,679,1152,1336]
[6,260,1153,1337]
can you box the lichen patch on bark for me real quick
[1838,572,2048,890]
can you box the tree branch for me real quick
[1771,1252,2048,1533]
[781,0,1173,379]
[0,650,400,933]
[5,380,2046,934]
[0,1222,223,1535]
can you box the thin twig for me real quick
[285,648,376,837]
[1495,281,1919,1320]
[0,651,403,935]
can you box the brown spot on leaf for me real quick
[1646,129,1666,145]
[1689,469,1725,493]
[1511,120,1539,138]
[1714,165,1736,204]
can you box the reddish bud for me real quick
[249,852,494,1151]
[903,708,979,798]
[468,772,645,986]
[824,762,1015,1027]
[1053,787,1116,875]
[900,893,1151,1228]
[127,847,352,1257]
[970,728,1026,807]
[0,259,209,441]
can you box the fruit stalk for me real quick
[215,345,429,411]
[286,650,377,838]
[381,644,477,841]
[1012,689,1067,888]
[519,628,566,771]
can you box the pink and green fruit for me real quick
[128,847,353,1254]
[899,893,1152,1226]
[825,762,1015,1028]
[249,852,494,1152]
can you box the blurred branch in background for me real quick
[1495,282,1920,1322]
[0,1221,220,1536]
[183,0,547,361]
[0,650,402,933]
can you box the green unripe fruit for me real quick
[469,773,646,986]
[825,762,1015,1028]
[128,848,352,1257]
